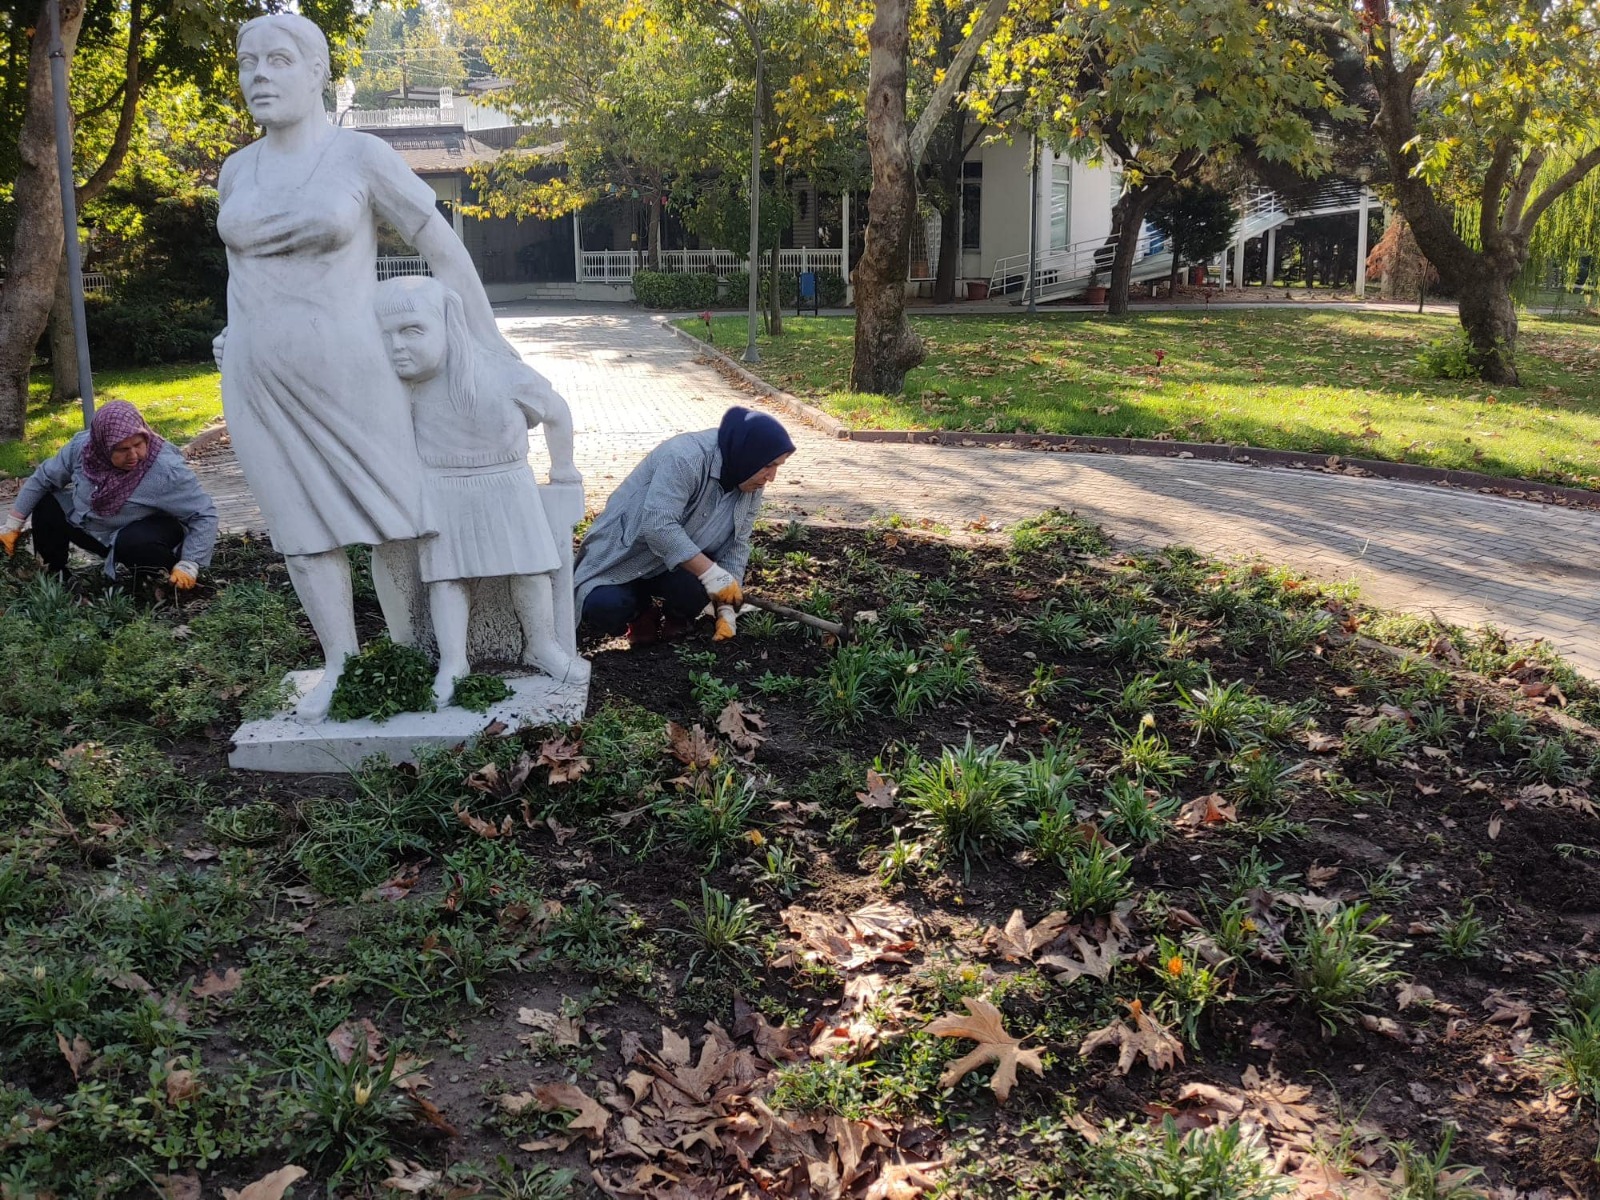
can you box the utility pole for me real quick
[48,0,94,427]
[742,17,763,364]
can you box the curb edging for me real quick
[659,318,849,439]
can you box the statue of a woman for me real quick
[215,13,509,719]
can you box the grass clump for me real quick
[900,737,1025,869]
[1285,903,1407,1033]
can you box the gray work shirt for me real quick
[574,429,764,612]
[13,432,219,575]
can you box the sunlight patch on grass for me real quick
[2,363,223,478]
[681,309,1600,489]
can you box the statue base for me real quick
[227,669,589,773]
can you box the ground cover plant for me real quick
[0,363,222,478]
[2,513,1599,1196]
[679,309,1600,490]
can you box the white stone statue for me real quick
[375,275,588,704]
[214,12,579,720]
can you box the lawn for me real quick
[0,361,222,478]
[4,517,1600,1196]
[683,308,1600,490]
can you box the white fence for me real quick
[81,272,110,294]
[346,107,453,128]
[577,247,845,284]
[376,256,433,281]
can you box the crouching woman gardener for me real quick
[0,401,219,589]
[574,406,794,645]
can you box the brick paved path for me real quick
[192,302,1600,675]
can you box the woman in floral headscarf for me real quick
[0,401,218,588]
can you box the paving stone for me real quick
[195,302,1600,678]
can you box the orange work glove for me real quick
[0,513,23,557]
[169,560,199,590]
[714,604,738,641]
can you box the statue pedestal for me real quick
[227,669,588,773]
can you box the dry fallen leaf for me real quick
[983,908,1072,962]
[1175,793,1237,828]
[190,967,243,998]
[925,997,1044,1103]
[864,1159,944,1200]
[855,768,900,809]
[517,1006,582,1047]
[667,721,719,768]
[56,1031,91,1079]
[381,1159,442,1194]
[466,752,534,800]
[1395,982,1435,1011]
[454,803,512,839]
[531,1081,610,1141]
[221,1165,308,1200]
[326,1018,384,1064]
[1038,933,1122,984]
[1301,729,1341,753]
[1079,999,1184,1075]
[164,1059,199,1105]
[539,735,591,785]
[717,701,768,756]
[1482,991,1532,1028]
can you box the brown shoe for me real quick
[659,614,693,643]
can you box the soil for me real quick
[13,522,1600,1197]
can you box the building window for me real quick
[960,161,982,252]
[1049,162,1071,250]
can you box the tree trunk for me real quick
[649,191,661,269]
[0,0,85,443]
[48,252,78,402]
[1169,242,1182,295]
[849,0,924,395]
[1456,267,1521,385]
[768,241,783,337]
[931,116,963,304]
[1106,183,1165,316]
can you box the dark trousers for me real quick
[581,569,708,635]
[30,493,184,578]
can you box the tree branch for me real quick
[75,0,143,204]
[1519,143,1600,235]
[1501,145,1545,234]
[1478,128,1521,243]
[909,0,1010,168]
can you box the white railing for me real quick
[577,247,844,284]
[376,256,433,280]
[81,271,110,294]
[988,227,1160,300]
[346,107,454,128]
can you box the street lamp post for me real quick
[1025,131,1039,315]
[47,0,95,426]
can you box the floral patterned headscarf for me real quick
[83,401,166,516]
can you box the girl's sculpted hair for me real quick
[375,276,477,413]
[236,12,331,88]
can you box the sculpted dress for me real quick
[216,127,439,555]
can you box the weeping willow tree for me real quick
[1518,164,1600,313]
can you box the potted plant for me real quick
[1084,269,1108,305]
[966,278,990,301]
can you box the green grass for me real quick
[682,309,1600,489]
[2,362,222,478]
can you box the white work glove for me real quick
[696,562,743,606]
[714,604,737,641]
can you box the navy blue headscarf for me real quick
[716,406,795,492]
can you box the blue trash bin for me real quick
[797,270,819,315]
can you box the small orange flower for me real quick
[1166,955,1185,977]
[745,829,766,847]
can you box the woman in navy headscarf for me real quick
[574,406,795,645]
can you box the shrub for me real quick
[84,292,224,367]
[632,270,719,310]
[1076,1119,1289,1200]
[1416,331,1478,380]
